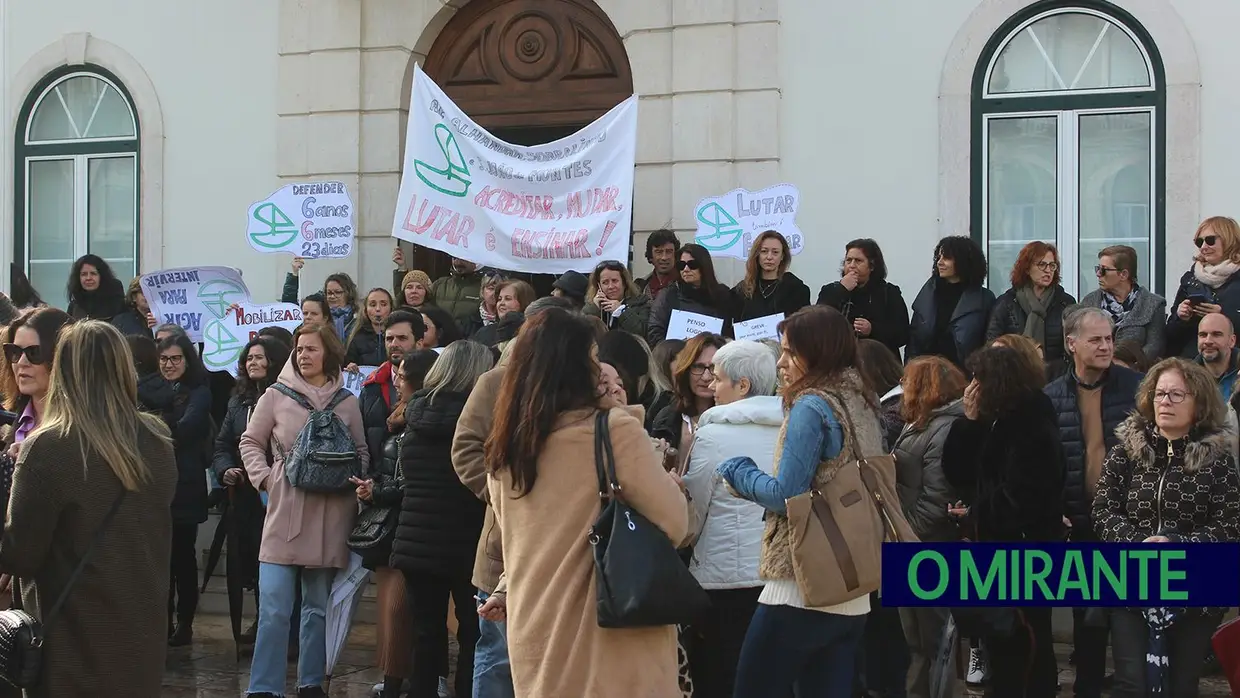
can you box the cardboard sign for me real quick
[200,302,304,375]
[734,313,784,342]
[666,309,724,341]
[342,366,380,397]
[141,266,249,343]
[248,182,354,259]
[693,184,804,260]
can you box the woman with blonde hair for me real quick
[733,230,811,322]
[1094,358,1240,696]
[584,260,651,336]
[1166,216,1240,357]
[0,320,177,697]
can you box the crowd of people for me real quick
[0,216,1237,697]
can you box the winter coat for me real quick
[210,394,266,526]
[647,281,735,346]
[1166,267,1240,358]
[67,278,126,321]
[986,285,1077,379]
[167,382,214,525]
[471,311,524,348]
[452,363,506,593]
[346,327,385,367]
[110,307,151,337]
[239,361,368,568]
[1092,415,1240,615]
[731,272,811,323]
[360,430,404,571]
[942,391,1066,542]
[649,403,686,451]
[488,406,687,698]
[892,400,965,542]
[906,278,996,368]
[584,294,652,337]
[0,424,176,698]
[430,271,484,327]
[389,390,484,577]
[1079,287,1167,360]
[359,362,397,468]
[1043,366,1142,536]
[683,396,781,589]
[136,372,175,415]
[818,279,910,358]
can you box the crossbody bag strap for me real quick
[593,410,610,503]
[14,490,126,628]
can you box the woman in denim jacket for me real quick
[719,306,884,698]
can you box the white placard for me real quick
[693,184,804,260]
[341,365,380,397]
[200,302,304,375]
[141,266,250,343]
[392,64,637,274]
[734,313,784,342]
[666,309,724,341]
[247,181,354,259]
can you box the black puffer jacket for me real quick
[346,328,385,367]
[893,400,964,542]
[209,393,265,569]
[1043,366,1141,537]
[359,363,396,469]
[67,278,126,321]
[389,390,485,576]
[166,382,215,525]
[136,373,175,415]
[360,431,404,570]
[110,307,150,337]
[942,391,1066,542]
[906,278,996,368]
[1165,268,1240,358]
[732,272,811,323]
[985,285,1076,378]
[471,311,524,348]
[818,279,910,358]
[647,281,735,345]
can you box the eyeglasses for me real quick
[2,344,44,365]
[1154,389,1189,404]
[1035,261,1059,271]
[677,259,701,271]
[325,289,346,298]
[689,362,714,378]
[1094,265,1118,276]
[1195,235,1219,248]
[159,355,185,366]
[595,260,625,272]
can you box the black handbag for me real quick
[0,490,126,688]
[588,410,711,628]
[348,436,403,554]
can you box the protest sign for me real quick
[248,182,354,259]
[200,302,304,375]
[341,366,380,397]
[734,313,784,342]
[392,64,638,274]
[693,184,804,260]
[666,309,724,341]
[141,267,249,343]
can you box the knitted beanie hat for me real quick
[402,270,432,291]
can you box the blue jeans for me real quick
[733,603,866,698]
[247,563,333,695]
[473,590,514,698]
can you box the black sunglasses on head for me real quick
[1195,235,1219,248]
[3,344,45,365]
[677,259,701,271]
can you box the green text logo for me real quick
[414,123,471,197]
[250,202,298,249]
[694,202,743,252]
[202,319,244,370]
[197,279,248,320]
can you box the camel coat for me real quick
[488,406,689,698]
[240,361,368,569]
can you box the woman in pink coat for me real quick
[240,323,368,698]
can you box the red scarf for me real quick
[363,361,395,407]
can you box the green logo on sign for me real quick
[250,202,298,249]
[197,279,247,320]
[202,319,244,370]
[414,123,471,197]
[694,202,744,252]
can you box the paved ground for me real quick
[164,616,1235,697]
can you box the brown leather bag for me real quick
[786,396,918,607]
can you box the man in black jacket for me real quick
[1044,305,1141,698]
[359,310,425,466]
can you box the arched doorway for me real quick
[411,0,634,288]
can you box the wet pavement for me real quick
[164,615,1235,697]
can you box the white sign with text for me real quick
[342,366,380,398]
[693,184,804,260]
[734,313,784,342]
[666,309,724,341]
[247,182,355,259]
[200,302,304,375]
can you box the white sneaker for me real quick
[966,646,989,686]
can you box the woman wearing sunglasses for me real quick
[647,244,735,346]
[1080,245,1167,360]
[985,241,1076,380]
[584,260,650,337]
[1166,216,1240,358]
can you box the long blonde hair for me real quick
[33,320,171,491]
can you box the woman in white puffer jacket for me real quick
[682,340,781,698]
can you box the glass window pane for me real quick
[88,156,137,286]
[27,159,75,261]
[29,75,135,142]
[989,13,1151,94]
[29,260,72,310]
[987,116,1058,290]
[1078,112,1152,294]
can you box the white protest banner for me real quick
[247,182,354,259]
[200,302,304,375]
[666,309,724,341]
[341,366,380,397]
[734,313,784,342]
[392,64,638,274]
[693,184,804,260]
[141,267,250,343]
